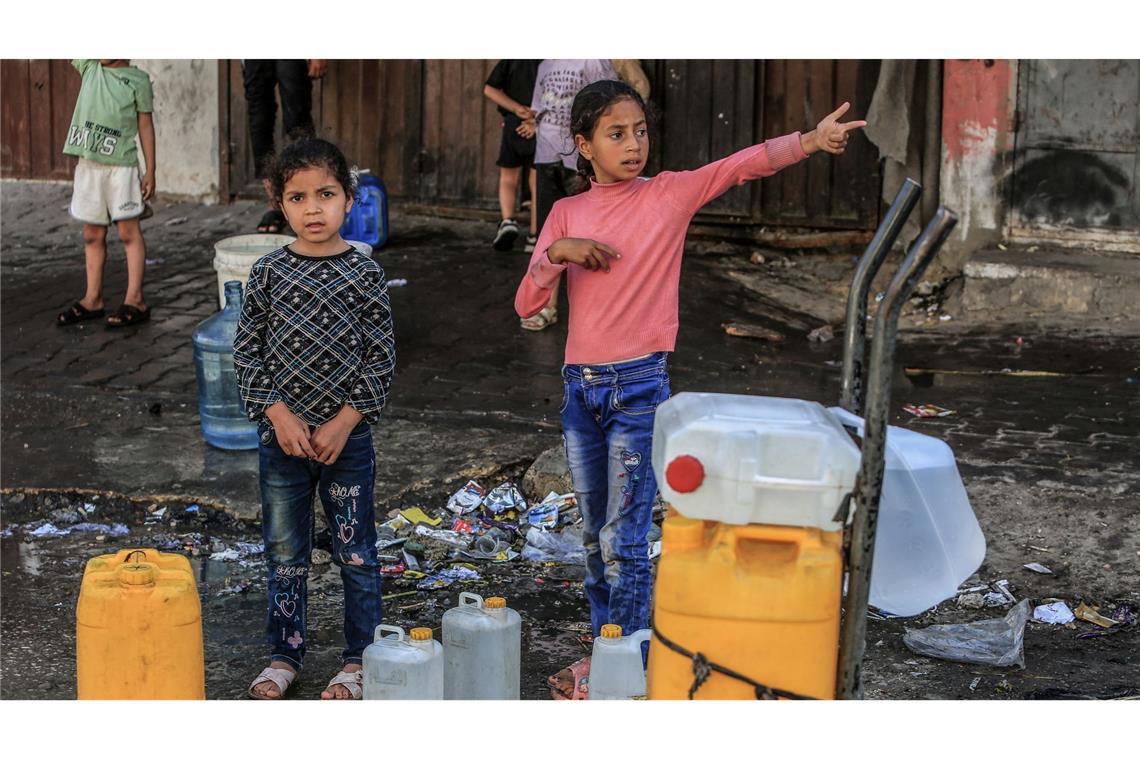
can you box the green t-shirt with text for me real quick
[62,60,153,167]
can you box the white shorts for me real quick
[70,158,143,226]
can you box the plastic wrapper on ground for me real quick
[902,599,1030,668]
[522,526,586,565]
[483,481,527,515]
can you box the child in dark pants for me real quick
[484,60,539,253]
[235,137,396,700]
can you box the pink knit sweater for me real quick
[515,133,808,365]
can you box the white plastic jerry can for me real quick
[442,592,521,700]
[362,624,444,700]
[589,624,652,700]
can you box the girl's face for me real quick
[279,166,353,255]
[575,99,649,184]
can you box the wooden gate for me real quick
[0,60,81,180]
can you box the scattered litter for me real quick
[994,579,1017,604]
[398,507,441,526]
[451,518,477,534]
[144,257,167,265]
[209,549,241,562]
[1076,604,1138,639]
[750,252,766,265]
[1023,562,1052,574]
[1,527,14,538]
[983,592,1011,608]
[482,482,527,515]
[416,566,481,590]
[902,599,1030,667]
[216,578,252,597]
[903,404,956,418]
[874,292,885,303]
[235,542,264,558]
[648,540,662,560]
[84,502,97,514]
[807,325,834,343]
[939,314,953,322]
[1033,601,1075,625]
[380,514,412,532]
[30,523,66,538]
[969,677,981,691]
[722,322,785,343]
[414,524,472,549]
[387,278,408,287]
[145,506,168,524]
[446,481,486,515]
[956,593,985,609]
[1074,602,1118,629]
[527,501,560,530]
[522,527,586,565]
[164,217,188,226]
[69,522,130,537]
[184,504,200,514]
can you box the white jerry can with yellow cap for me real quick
[442,592,521,699]
[362,624,444,700]
[589,624,652,700]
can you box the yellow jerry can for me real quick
[76,548,205,699]
[647,517,842,700]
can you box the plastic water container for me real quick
[76,548,205,699]
[652,393,861,530]
[362,624,443,700]
[647,520,842,700]
[192,281,258,450]
[827,407,986,616]
[341,172,389,248]
[589,624,652,700]
[442,592,521,699]
[212,233,294,309]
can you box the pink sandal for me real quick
[548,656,590,700]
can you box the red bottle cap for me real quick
[666,455,705,493]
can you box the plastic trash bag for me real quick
[902,599,1030,668]
[522,526,586,565]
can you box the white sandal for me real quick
[321,668,363,700]
[248,666,298,700]
[521,305,558,332]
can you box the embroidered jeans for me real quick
[561,352,670,641]
[258,420,382,669]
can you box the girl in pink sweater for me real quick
[515,80,865,698]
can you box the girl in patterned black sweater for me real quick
[235,138,395,700]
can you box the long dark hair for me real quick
[266,137,356,203]
[568,79,651,191]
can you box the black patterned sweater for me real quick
[233,246,395,426]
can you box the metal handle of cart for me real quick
[834,200,959,700]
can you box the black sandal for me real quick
[257,209,289,234]
[106,303,151,328]
[57,301,105,327]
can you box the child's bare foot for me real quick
[248,660,297,699]
[321,663,363,700]
[548,656,590,700]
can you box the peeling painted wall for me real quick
[133,59,220,202]
[938,60,1018,271]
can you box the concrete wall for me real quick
[134,59,221,203]
[938,60,1019,272]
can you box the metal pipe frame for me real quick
[839,178,923,414]
[835,206,959,700]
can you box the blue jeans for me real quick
[258,420,382,669]
[561,352,670,640]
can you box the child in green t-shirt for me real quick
[57,59,156,328]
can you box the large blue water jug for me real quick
[341,172,388,248]
[193,280,258,450]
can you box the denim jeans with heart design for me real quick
[560,352,670,642]
[258,419,382,670]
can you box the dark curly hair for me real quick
[266,137,356,203]
[567,79,654,191]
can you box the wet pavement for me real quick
[2,180,1138,699]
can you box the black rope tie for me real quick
[653,625,816,701]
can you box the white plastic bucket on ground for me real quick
[212,234,294,309]
[212,236,373,310]
[828,407,986,616]
[589,625,652,700]
[652,393,861,530]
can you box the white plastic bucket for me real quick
[441,592,521,700]
[212,234,294,310]
[652,393,861,530]
[212,235,373,309]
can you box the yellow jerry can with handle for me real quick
[647,517,843,700]
[76,548,205,699]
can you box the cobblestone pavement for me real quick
[2,180,1137,700]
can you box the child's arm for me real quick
[344,265,396,423]
[483,84,535,121]
[233,264,318,458]
[513,205,619,316]
[137,111,156,200]
[660,102,866,217]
